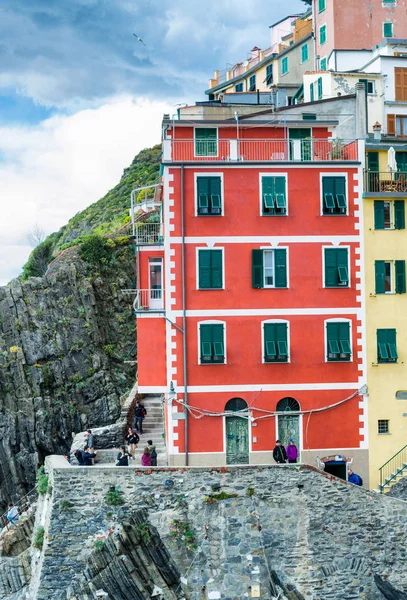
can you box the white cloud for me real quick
[0,97,172,283]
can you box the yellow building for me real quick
[364,144,407,491]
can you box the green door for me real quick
[366,151,379,192]
[289,128,311,160]
[278,415,300,450]
[226,416,249,464]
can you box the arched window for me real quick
[276,397,300,412]
[225,398,248,412]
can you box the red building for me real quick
[134,113,368,478]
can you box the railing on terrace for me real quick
[133,289,165,313]
[379,443,407,493]
[364,171,407,193]
[164,139,359,163]
[134,222,163,245]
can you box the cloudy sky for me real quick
[0,0,306,285]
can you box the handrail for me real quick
[1,485,38,530]
[379,443,407,492]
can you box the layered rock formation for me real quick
[0,241,136,511]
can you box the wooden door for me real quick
[277,415,300,457]
[226,416,249,464]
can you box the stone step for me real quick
[94,448,167,465]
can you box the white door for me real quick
[149,258,163,309]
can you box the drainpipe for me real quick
[180,165,189,466]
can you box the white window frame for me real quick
[194,172,224,217]
[259,172,289,217]
[383,260,394,294]
[322,245,351,288]
[195,246,225,290]
[384,201,393,229]
[319,172,349,216]
[366,80,376,95]
[260,245,290,289]
[197,320,227,365]
[193,126,219,159]
[261,319,291,364]
[324,318,353,363]
[281,56,289,76]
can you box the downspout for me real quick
[181,165,189,466]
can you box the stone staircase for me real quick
[378,443,407,493]
[93,394,167,466]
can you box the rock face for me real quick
[0,242,136,511]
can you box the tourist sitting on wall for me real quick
[116,445,132,466]
[6,504,19,526]
[348,469,363,486]
[74,448,97,466]
[286,439,298,464]
[141,447,151,467]
[125,427,139,459]
[273,440,287,464]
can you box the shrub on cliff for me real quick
[21,238,54,280]
[79,234,113,266]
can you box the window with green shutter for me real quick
[383,22,393,38]
[302,44,309,63]
[324,248,349,287]
[317,77,323,100]
[310,83,314,102]
[249,74,256,92]
[235,82,243,92]
[282,57,288,75]
[261,176,287,215]
[264,323,289,363]
[252,249,287,289]
[195,128,218,157]
[394,200,405,229]
[320,24,327,45]
[326,322,351,362]
[318,0,326,12]
[200,323,225,364]
[395,260,406,293]
[196,176,222,215]
[320,57,327,71]
[377,329,398,363]
[198,249,223,289]
[266,64,273,86]
[322,176,347,215]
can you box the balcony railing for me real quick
[134,222,163,245]
[133,289,165,313]
[163,139,358,163]
[364,171,407,193]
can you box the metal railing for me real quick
[379,443,407,492]
[364,171,407,193]
[133,289,165,312]
[164,138,358,163]
[134,222,163,245]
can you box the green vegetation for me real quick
[37,467,49,495]
[59,500,74,511]
[20,145,161,279]
[246,487,255,497]
[79,234,113,266]
[94,540,105,551]
[170,519,197,551]
[136,522,152,544]
[105,486,124,506]
[204,491,239,504]
[33,526,45,549]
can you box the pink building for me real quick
[314,0,407,70]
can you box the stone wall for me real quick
[34,458,407,600]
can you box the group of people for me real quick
[273,439,299,463]
[116,400,158,466]
[72,429,97,466]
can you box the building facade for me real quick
[135,117,369,482]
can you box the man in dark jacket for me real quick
[133,400,146,434]
[348,469,363,486]
[273,440,287,464]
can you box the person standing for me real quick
[273,440,287,464]
[86,429,95,464]
[125,427,139,459]
[147,440,157,466]
[348,469,363,486]
[286,439,299,464]
[133,400,147,434]
[116,445,132,466]
[141,447,151,467]
[7,504,19,527]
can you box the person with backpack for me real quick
[273,440,287,464]
[133,400,147,434]
[125,426,139,459]
[147,440,157,466]
[348,469,363,486]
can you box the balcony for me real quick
[364,171,407,195]
[133,289,165,313]
[134,222,163,245]
[163,138,359,163]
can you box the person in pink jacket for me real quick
[286,439,299,463]
[141,447,151,467]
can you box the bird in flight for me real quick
[133,33,146,46]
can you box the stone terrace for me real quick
[36,458,407,600]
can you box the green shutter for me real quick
[394,200,405,229]
[200,325,212,361]
[317,77,323,100]
[337,249,349,285]
[195,128,217,156]
[318,0,326,11]
[274,249,287,288]
[320,25,326,45]
[212,324,225,362]
[197,177,209,213]
[375,261,386,294]
[377,329,397,362]
[276,324,288,358]
[367,152,379,172]
[264,323,288,362]
[323,177,334,211]
[210,250,223,289]
[383,22,393,37]
[327,323,339,358]
[265,341,276,358]
[338,322,351,356]
[252,250,264,288]
[198,250,212,289]
[334,177,346,210]
[325,249,338,287]
[327,322,350,360]
[374,201,385,230]
[200,324,224,363]
[310,83,314,102]
[302,44,308,63]
[395,260,406,293]
[275,177,286,210]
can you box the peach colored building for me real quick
[313,0,407,71]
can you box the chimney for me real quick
[373,121,382,141]
[355,82,367,139]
